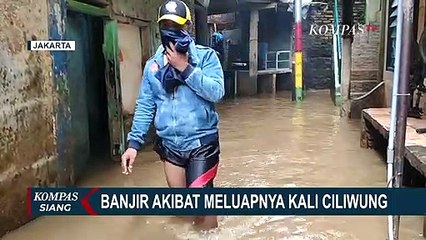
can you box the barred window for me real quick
[386,0,398,71]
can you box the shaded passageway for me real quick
[2,91,424,240]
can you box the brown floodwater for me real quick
[2,90,424,240]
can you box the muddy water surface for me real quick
[3,91,424,240]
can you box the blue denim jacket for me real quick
[127,41,225,151]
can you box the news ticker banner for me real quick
[27,187,426,217]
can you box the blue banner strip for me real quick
[28,187,426,216]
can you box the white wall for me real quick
[118,23,142,115]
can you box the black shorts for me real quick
[153,134,220,188]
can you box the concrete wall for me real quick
[0,0,56,235]
[118,23,143,115]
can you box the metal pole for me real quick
[340,0,353,116]
[332,0,342,106]
[389,0,414,239]
[294,0,303,102]
[386,0,404,238]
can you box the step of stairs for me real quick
[350,80,379,99]
[351,80,379,93]
[350,92,368,99]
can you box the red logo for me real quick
[365,24,377,32]
[150,62,159,73]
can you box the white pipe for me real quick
[332,32,341,93]
[386,0,404,239]
[295,0,302,23]
[234,71,238,97]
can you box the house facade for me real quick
[0,0,207,236]
[346,0,426,117]
[380,0,425,106]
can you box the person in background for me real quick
[120,0,225,230]
[211,31,225,63]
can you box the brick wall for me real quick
[303,0,379,92]
[302,0,336,89]
[350,0,382,95]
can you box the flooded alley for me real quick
[2,91,424,240]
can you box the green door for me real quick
[103,20,125,158]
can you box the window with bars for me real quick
[386,0,420,72]
[386,0,398,71]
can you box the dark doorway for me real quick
[66,11,110,178]
[194,3,209,45]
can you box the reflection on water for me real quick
[2,91,424,240]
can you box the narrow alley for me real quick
[2,91,424,240]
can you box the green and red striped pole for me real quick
[294,0,303,102]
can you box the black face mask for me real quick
[160,28,193,53]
